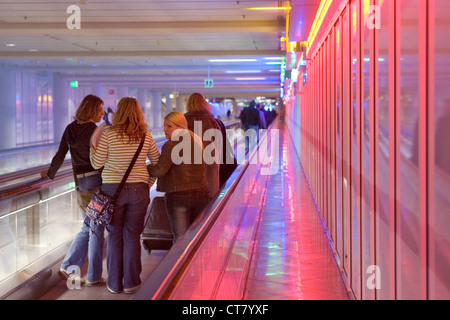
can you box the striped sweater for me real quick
[90,127,160,186]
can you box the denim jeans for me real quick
[164,188,210,242]
[245,125,259,150]
[102,183,150,293]
[61,173,105,282]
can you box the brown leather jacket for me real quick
[147,132,207,193]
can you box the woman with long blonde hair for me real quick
[148,111,209,242]
[90,97,160,294]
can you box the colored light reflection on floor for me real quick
[243,123,349,300]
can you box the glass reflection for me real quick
[0,188,80,283]
[350,0,359,298]
[376,0,394,300]
[431,0,450,300]
[398,0,421,300]
[361,0,373,301]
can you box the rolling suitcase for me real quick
[141,194,174,253]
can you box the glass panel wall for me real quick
[350,0,360,297]
[361,0,374,300]
[0,184,80,282]
[342,6,351,278]
[376,0,394,300]
[430,0,450,300]
[331,27,337,249]
[293,0,450,300]
[15,72,54,148]
[336,17,343,262]
[398,0,422,300]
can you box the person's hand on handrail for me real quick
[40,169,49,179]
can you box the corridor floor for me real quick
[243,123,350,300]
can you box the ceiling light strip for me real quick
[208,59,257,62]
[235,77,266,80]
[249,7,291,11]
[226,70,262,74]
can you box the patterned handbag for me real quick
[85,136,145,225]
[85,190,115,225]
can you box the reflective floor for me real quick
[243,123,350,300]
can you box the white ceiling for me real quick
[0,0,320,97]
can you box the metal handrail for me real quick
[132,157,250,300]
[0,136,170,199]
[0,161,73,199]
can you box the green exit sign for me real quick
[70,80,78,88]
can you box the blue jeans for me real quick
[61,173,105,282]
[164,188,210,242]
[245,125,259,150]
[102,183,150,292]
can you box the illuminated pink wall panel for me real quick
[285,0,450,300]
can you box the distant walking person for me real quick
[41,94,106,286]
[90,97,160,294]
[147,111,210,242]
[239,100,260,151]
[257,104,267,129]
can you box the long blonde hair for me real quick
[186,92,212,112]
[112,97,147,143]
[164,111,203,149]
[164,111,188,129]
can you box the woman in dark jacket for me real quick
[41,94,106,286]
[184,93,221,198]
[148,111,209,242]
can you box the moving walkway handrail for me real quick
[0,137,164,205]
[0,169,73,202]
[136,161,249,300]
[0,160,73,194]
